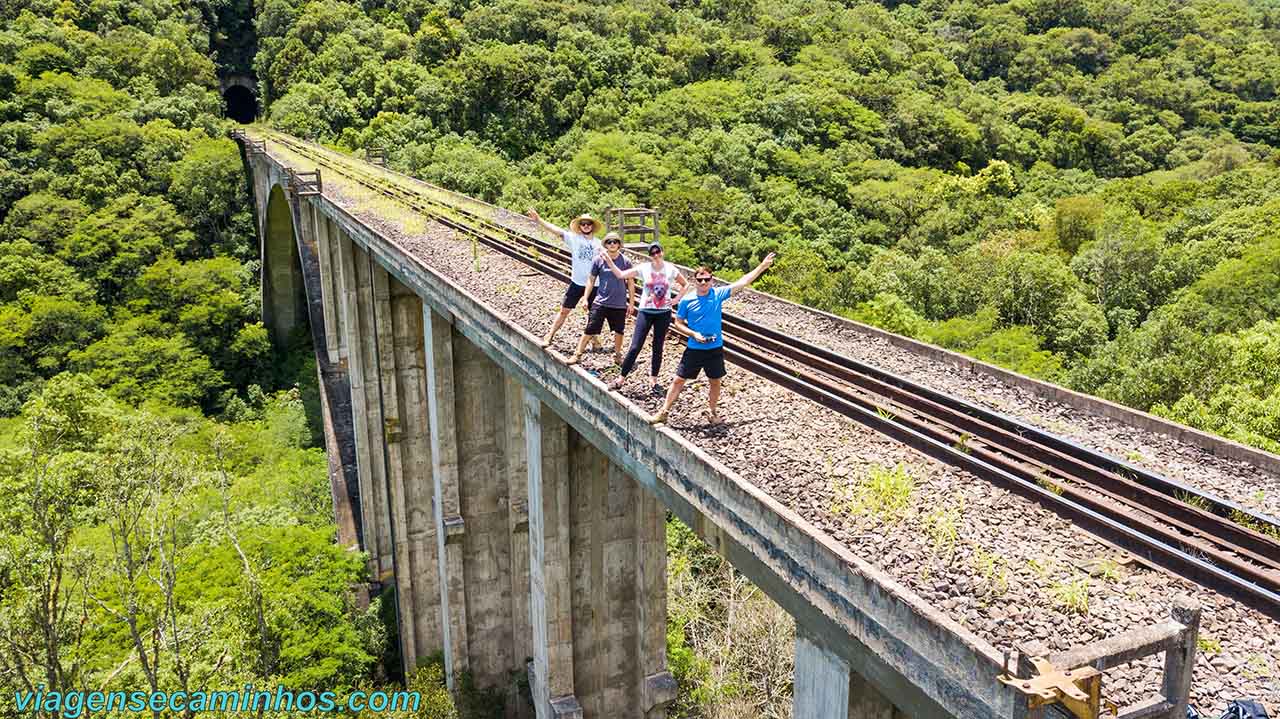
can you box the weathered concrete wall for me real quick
[262,184,306,348]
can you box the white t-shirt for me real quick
[636,262,680,312]
[562,231,602,286]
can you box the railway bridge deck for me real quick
[234,128,1280,718]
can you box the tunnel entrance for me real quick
[224,84,257,123]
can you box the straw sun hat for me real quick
[569,214,601,235]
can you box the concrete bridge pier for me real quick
[795,630,907,719]
[524,394,674,719]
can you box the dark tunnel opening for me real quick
[224,84,257,124]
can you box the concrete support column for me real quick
[794,629,905,719]
[353,247,394,578]
[382,272,448,672]
[795,631,851,719]
[635,487,675,718]
[312,207,341,364]
[566,435,674,718]
[423,307,470,687]
[335,233,385,577]
[369,262,417,670]
[524,392,582,719]
[503,375,533,714]
[452,329,516,689]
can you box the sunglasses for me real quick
[604,239,621,246]
[649,248,662,256]
[695,276,712,283]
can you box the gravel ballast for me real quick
[268,144,1280,711]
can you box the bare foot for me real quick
[613,352,624,366]
[703,410,722,426]
[650,410,668,425]
[540,333,553,348]
[608,377,625,391]
[566,353,583,365]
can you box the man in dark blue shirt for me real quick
[651,252,775,425]
[568,232,633,365]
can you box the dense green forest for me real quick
[3,0,1280,716]
[256,0,1280,454]
[0,0,423,712]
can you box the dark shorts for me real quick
[562,282,588,309]
[676,347,726,380]
[584,305,627,335]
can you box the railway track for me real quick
[254,129,1280,620]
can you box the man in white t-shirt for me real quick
[527,209,604,348]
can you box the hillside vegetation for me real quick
[0,0,434,712]
[259,0,1280,453]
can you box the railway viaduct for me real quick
[234,131,1212,719]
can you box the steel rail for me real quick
[256,131,1280,619]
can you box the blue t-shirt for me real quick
[677,286,731,349]
[590,254,633,308]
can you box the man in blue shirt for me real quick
[651,252,775,425]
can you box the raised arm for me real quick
[728,252,777,294]
[526,208,566,238]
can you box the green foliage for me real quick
[0,0,264,414]
[832,463,916,522]
[665,517,793,718]
[70,316,226,409]
[1,377,378,699]
[969,326,1065,382]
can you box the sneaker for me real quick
[608,377,626,391]
[650,384,665,397]
[650,410,668,425]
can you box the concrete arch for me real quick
[262,183,308,349]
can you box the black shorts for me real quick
[676,347,726,380]
[584,305,627,335]
[562,282,589,309]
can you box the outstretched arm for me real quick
[728,252,777,294]
[526,208,566,238]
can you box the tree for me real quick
[991,251,1080,333]
[58,193,195,303]
[167,138,253,257]
[0,375,113,695]
[69,316,225,408]
[1052,196,1102,254]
